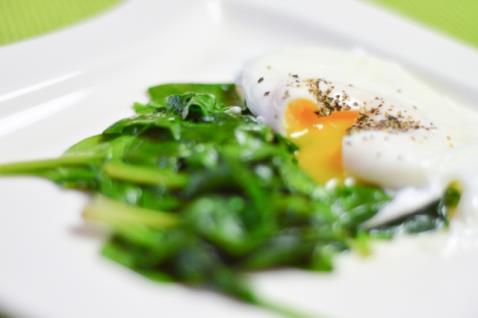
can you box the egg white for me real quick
[237,47,478,226]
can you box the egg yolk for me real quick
[285,98,358,183]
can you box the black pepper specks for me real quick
[280,76,433,135]
[282,90,290,100]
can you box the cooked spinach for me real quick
[0,83,456,317]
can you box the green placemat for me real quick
[0,0,121,45]
[371,0,478,48]
[1,1,476,48]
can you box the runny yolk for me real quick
[285,98,359,183]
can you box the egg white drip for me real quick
[238,47,478,227]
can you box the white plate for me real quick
[1,1,478,317]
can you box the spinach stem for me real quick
[0,155,96,175]
[83,195,179,229]
[103,162,188,188]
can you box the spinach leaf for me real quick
[148,83,243,108]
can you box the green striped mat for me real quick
[371,0,478,48]
[0,0,477,48]
[0,0,121,45]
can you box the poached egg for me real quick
[238,47,478,226]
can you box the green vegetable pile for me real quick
[0,83,458,317]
